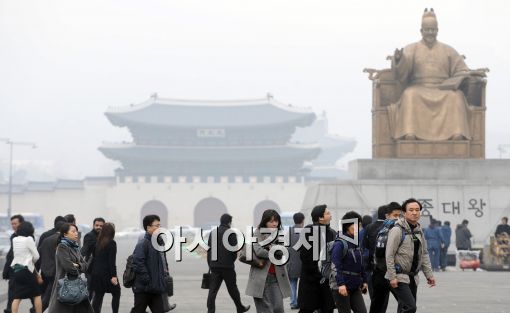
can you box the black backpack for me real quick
[123,254,136,288]
[123,239,148,288]
[374,219,407,272]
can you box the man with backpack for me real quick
[385,198,436,313]
[368,202,402,313]
[363,205,385,300]
[129,215,175,313]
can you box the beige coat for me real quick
[245,230,291,299]
[385,218,433,285]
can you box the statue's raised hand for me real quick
[394,48,403,63]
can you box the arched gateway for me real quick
[194,197,228,229]
[140,200,168,228]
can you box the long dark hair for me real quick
[96,223,115,252]
[258,209,282,230]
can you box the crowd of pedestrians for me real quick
[2,213,175,313]
[204,199,439,313]
[2,200,487,313]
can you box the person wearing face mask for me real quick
[47,223,94,313]
[385,199,436,313]
[245,209,291,313]
[330,211,368,313]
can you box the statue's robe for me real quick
[388,40,472,141]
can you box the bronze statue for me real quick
[387,8,483,141]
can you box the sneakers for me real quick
[290,304,300,310]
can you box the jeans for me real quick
[289,278,299,307]
[427,244,441,270]
[392,276,418,313]
[207,268,244,313]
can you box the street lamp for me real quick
[1,138,37,218]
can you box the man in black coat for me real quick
[81,217,105,300]
[37,216,66,249]
[2,214,24,313]
[367,202,402,313]
[131,214,171,313]
[81,217,105,260]
[37,220,65,311]
[207,214,250,313]
[298,204,336,313]
[362,204,387,300]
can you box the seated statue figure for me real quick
[387,8,479,141]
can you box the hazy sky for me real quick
[1,0,509,179]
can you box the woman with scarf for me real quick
[245,209,291,313]
[48,223,94,313]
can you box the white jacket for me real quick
[11,236,39,273]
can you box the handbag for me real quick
[238,245,267,269]
[57,252,89,305]
[201,270,211,289]
[57,273,89,305]
[166,275,174,297]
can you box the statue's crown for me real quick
[422,8,436,19]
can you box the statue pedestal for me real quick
[396,140,471,158]
[349,158,510,181]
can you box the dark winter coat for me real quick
[132,232,168,294]
[455,224,472,250]
[91,240,119,293]
[331,237,367,291]
[81,230,98,262]
[47,242,94,313]
[440,225,452,247]
[495,224,510,237]
[37,232,60,277]
[297,224,336,311]
[207,224,237,269]
[37,227,58,249]
[1,233,15,280]
[362,220,384,272]
[287,225,303,279]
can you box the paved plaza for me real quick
[2,237,510,313]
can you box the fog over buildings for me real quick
[1,0,509,180]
